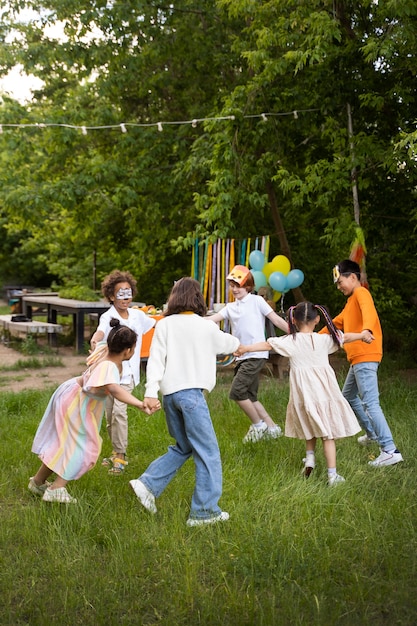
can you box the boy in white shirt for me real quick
[209,265,288,443]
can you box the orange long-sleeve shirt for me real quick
[321,287,383,365]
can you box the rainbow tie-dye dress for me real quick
[32,360,120,480]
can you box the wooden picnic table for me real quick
[0,314,63,346]
[22,295,110,353]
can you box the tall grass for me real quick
[0,360,416,625]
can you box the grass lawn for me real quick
[0,359,416,625]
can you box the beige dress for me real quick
[268,333,361,440]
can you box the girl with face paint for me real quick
[90,270,156,474]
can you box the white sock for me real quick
[328,468,336,476]
[254,421,265,429]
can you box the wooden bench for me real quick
[0,315,63,347]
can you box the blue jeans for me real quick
[139,389,223,520]
[342,362,395,451]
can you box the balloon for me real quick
[286,269,305,289]
[272,290,282,302]
[270,255,291,276]
[251,270,267,291]
[269,271,287,293]
[262,261,275,279]
[249,250,265,271]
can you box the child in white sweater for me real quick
[130,277,240,527]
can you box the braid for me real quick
[287,306,298,338]
[314,304,342,347]
[287,301,342,347]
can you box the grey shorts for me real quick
[229,358,267,402]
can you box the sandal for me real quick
[102,454,117,467]
[108,458,128,475]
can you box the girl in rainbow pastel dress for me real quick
[28,319,158,503]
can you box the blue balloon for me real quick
[286,269,304,289]
[269,271,287,293]
[249,250,265,271]
[251,270,267,291]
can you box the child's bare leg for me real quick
[33,463,54,486]
[306,438,317,454]
[236,399,265,425]
[322,438,337,470]
[252,400,277,429]
[236,398,277,428]
[49,476,69,490]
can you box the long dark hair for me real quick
[164,277,207,317]
[287,302,342,346]
[107,318,137,353]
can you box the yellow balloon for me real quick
[262,261,275,279]
[271,255,291,276]
[272,290,282,302]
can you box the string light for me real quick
[0,109,319,134]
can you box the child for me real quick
[326,259,403,467]
[90,270,156,474]
[236,301,369,486]
[28,319,159,503]
[208,265,288,444]
[129,277,240,527]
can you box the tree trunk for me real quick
[266,181,305,303]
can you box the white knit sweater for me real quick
[145,314,239,397]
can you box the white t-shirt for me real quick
[219,293,273,360]
[97,305,155,385]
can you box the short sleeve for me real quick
[83,360,120,392]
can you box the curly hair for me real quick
[101,270,137,302]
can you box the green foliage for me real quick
[57,285,100,302]
[0,0,416,338]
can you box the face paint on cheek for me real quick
[116,288,132,300]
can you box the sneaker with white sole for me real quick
[28,477,51,497]
[129,479,157,514]
[368,449,403,467]
[358,434,377,446]
[302,456,315,478]
[186,511,230,527]
[242,422,268,443]
[42,486,77,503]
[328,473,345,487]
[267,425,282,439]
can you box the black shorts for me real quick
[229,358,267,402]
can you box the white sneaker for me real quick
[368,449,403,467]
[328,473,345,487]
[242,422,268,443]
[28,477,51,497]
[358,434,377,446]
[129,479,157,514]
[302,456,315,478]
[267,425,282,439]
[42,487,77,503]
[186,511,229,527]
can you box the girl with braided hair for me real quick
[235,301,374,486]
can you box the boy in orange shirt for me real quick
[327,259,403,467]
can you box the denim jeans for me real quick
[342,362,395,451]
[140,388,223,519]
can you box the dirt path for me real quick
[0,343,87,392]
